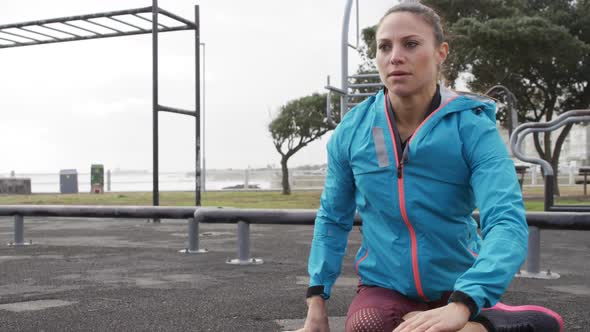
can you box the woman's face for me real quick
[376,12,448,98]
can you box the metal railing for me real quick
[510,109,590,278]
[511,109,590,212]
[2,206,589,275]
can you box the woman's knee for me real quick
[345,307,403,332]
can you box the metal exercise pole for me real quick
[484,85,517,138]
[238,221,249,261]
[14,215,24,245]
[10,215,26,246]
[545,175,555,212]
[152,0,160,210]
[179,218,207,254]
[518,225,558,279]
[201,42,206,192]
[226,221,263,265]
[341,0,353,119]
[195,5,201,206]
[527,226,541,274]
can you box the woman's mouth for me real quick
[389,70,411,77]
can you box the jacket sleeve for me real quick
[307,128,356,299]
[453,109,528,314]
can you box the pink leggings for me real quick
[345,285,452,332]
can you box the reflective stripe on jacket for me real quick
[308,88,528,314]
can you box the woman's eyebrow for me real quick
[401,34,424,40]
[377,34,425,42]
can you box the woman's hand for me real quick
[392,302,470,332]
[289,296,330,332]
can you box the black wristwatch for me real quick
[306,285,327,299]
[448,290,478,319]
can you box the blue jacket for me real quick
[308,87,528,314]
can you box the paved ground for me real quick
[0,216,588,331]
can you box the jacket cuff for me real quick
[306,285,328,300]
[448,290,479,320]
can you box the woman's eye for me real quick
[405,41,419,48]
[378,43,391,51]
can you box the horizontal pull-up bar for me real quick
[82,19,123,34]
[132,13,168,29]
[0,25,193,49]
[0,29,41,42]
[0,6,197,49]
[158,8,198,28]
[107,16,149,32]
[159,105,197,117]
[325,85,346,95]
[61,21,100,36]
[0,36,21,44]
[19,26,60,40]
[0,7,153,30]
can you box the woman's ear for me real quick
[437,42,449,65]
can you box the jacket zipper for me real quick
[384,96,428,301]
[396,144,428,301]
[395,147,427,301]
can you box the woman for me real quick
[296,2,563,332]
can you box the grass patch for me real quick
[0,191,323,209]
[1,190,588,212]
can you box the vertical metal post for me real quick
[526,226,541,274]
[107,169,111,192]
[355,0,359,48]
[341,0,354,119]
[152,0,159,208]
[518,224,559,279]
[238,221,250,262]
[189,217,198,251]
[195,5,201,207]
[544,174,554,211]
[179,217,207,254]
[14,215,24,246]
[201,42,206,192]
[226,221,263,265]
[507,94,517,139]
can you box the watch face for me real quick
[306,285,325,298]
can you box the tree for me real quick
[269,93,337,195]
[361,0,590,195]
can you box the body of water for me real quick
[0,169,326,193]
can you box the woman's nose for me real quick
[389,48,404,65]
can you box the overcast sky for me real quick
[0,0,397,173]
